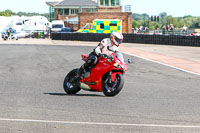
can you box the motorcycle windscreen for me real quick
[115,52,125,63]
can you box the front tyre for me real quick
[63,69,81,94]
[102,74,124,97]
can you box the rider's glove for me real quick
[107,55,114,60]
[99,54,108,58]
[99,54,114,61]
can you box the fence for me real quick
[52,32,200,46]
[134,30,194,36]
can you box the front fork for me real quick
[107,71,121,83]
[107,71,113,84]
[105,71,119,91]
[110,71,118,83]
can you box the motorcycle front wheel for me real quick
[102,74,124,97]
[63,68,81,94]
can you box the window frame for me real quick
[64,9,69,15]
[99,0,120,7]
[58,8,64,15]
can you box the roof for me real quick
[46,0,61,6]
[46,0,97,7]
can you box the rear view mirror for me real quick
[128,58,132,63]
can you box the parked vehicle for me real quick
[0,16,50,39]
[16,30,30,38]
[24,16,50,34]
[63,52,129,97]
[1,32,7,40]
[60,27,72,32]
[51,20,65,33]
[77,19,122,33]
[2,28,18,40]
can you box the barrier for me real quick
[51,33,200,46]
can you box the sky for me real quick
[0,0,200,17]
[122,0,200,17]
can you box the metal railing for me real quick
[134,30,195,36]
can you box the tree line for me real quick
[0,9,49,19]
[132,12,200,30]
[1,10,200,30]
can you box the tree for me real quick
[162,16,179,28]
[159,12,167,19]
[132,13,143,21]
[132,21,140,28]
[141,13,149,20]
[0,10,49,20]
[0,9,15,16]
[159,12,167,24]
[149,21,161,30]
[182,16,197,29]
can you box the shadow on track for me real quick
[44,92,104,97]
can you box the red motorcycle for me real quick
[63,52,128,97]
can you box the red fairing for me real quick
[80,53,128,92]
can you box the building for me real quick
[97,0,122,12]
[46,0,97,22]
[46,0,132,33]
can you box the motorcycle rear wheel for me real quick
[63,69,81,94]
[102,74,124,97]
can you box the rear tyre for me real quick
[63,68,81,94]
[102,74,124,97]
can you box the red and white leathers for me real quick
[95,38,119,57]
[79,32,123,76]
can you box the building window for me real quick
[64,9,69,15]
[100,0,104,6]
[71,9,79,15]
[105,0,109,6]
[99,0,120,7]
[110,23,117,26]
[116,0,120,6]
[100,23,104,29]
[86,8,96,12]
[50,7,55,22]
[71,9,74,14]
[111,0,115,6]
[58,8,63,15]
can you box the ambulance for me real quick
[77,19,122,33]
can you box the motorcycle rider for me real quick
[79,31,123,77]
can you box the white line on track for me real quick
[121,51,200,76]
[0,118,200,128]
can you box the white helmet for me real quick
[110,31,123,47]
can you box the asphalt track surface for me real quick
[0,44,200,133]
